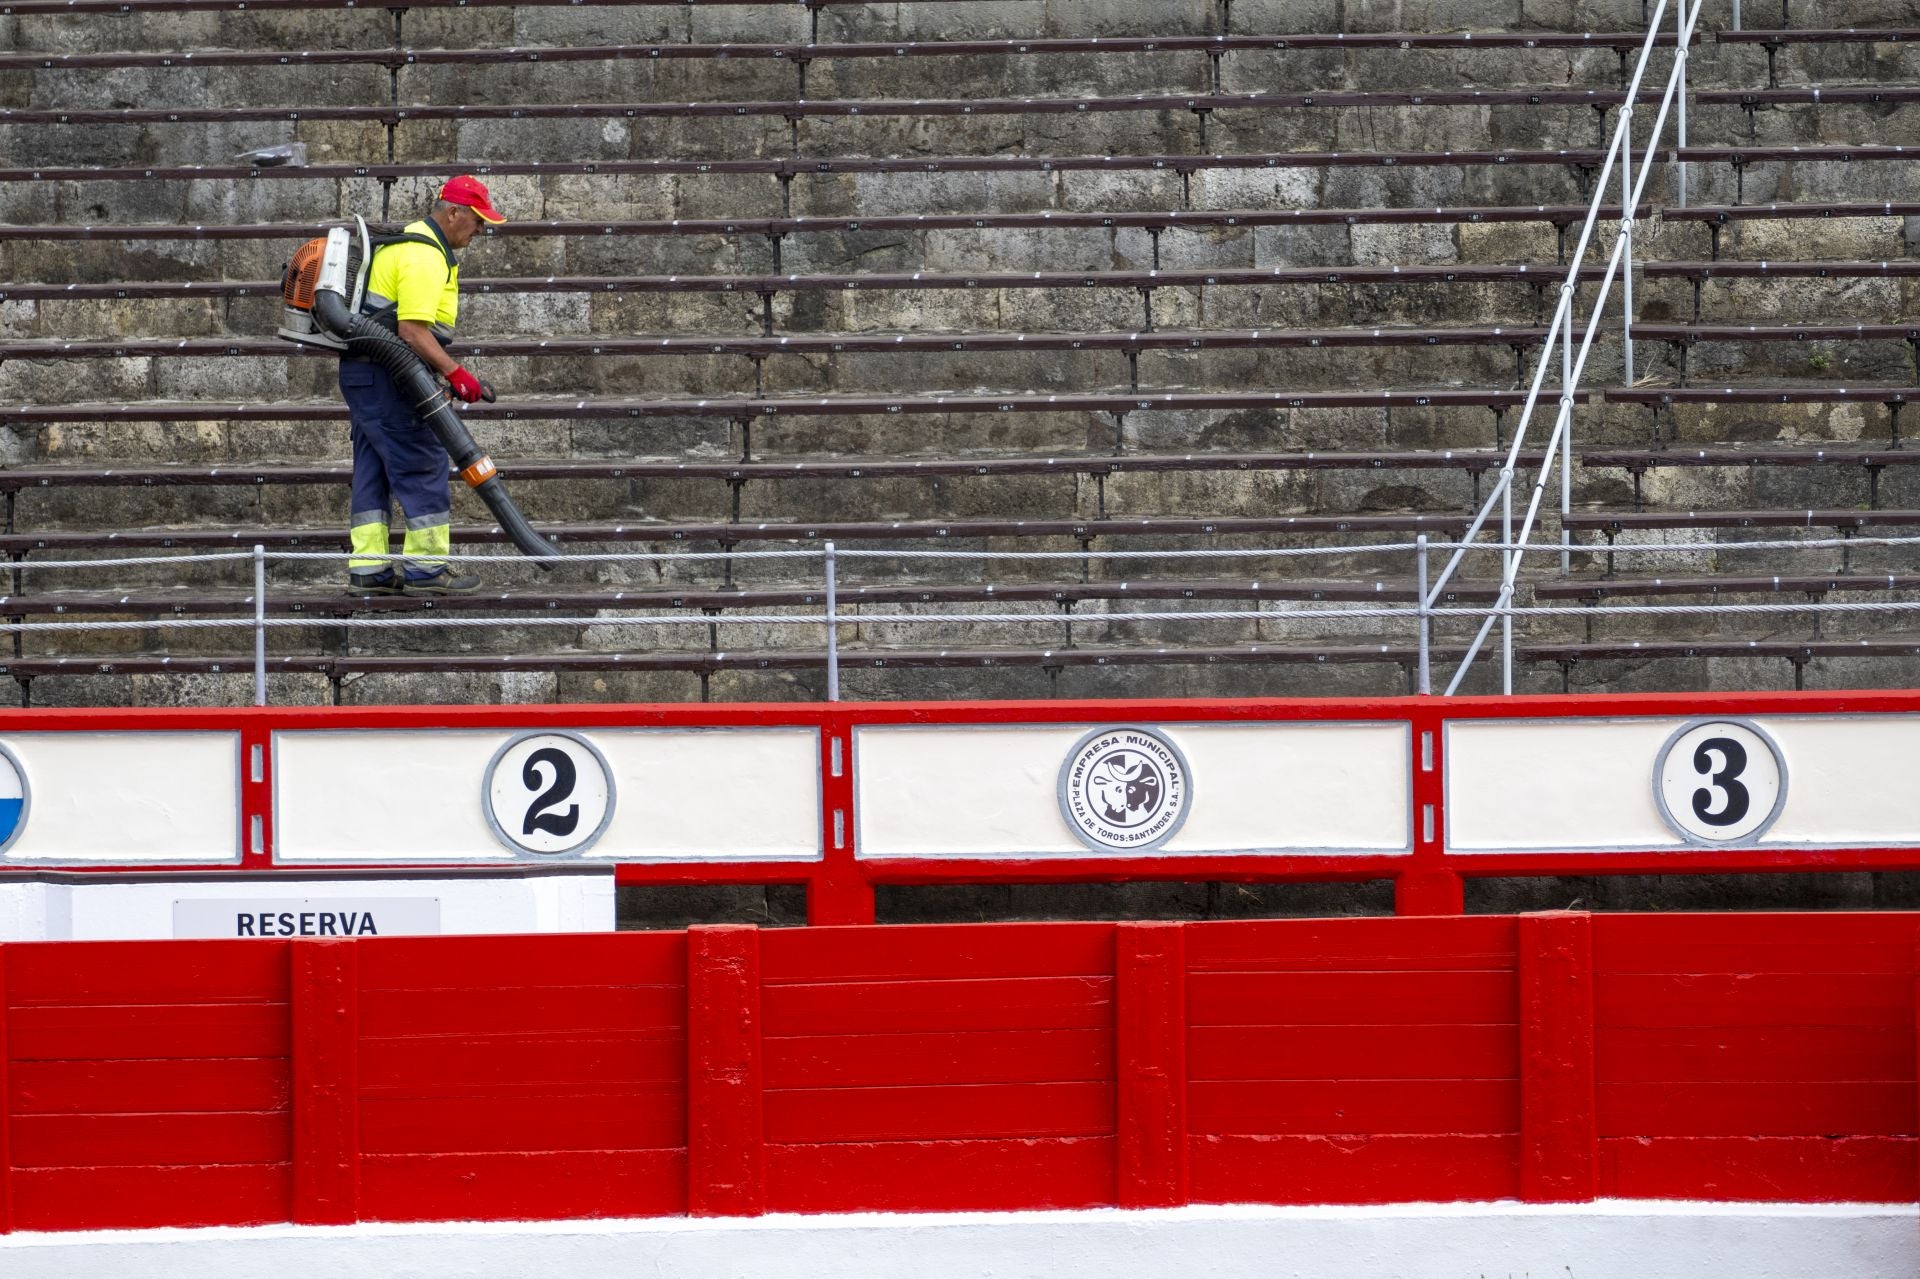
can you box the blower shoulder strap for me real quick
[365,226,456,274]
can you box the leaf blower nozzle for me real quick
[289,224,559,569]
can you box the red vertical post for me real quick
[0,945,12,1235]
[1519,911,1597,1202]
[688,924,765,1216]
[1116,922,1188,1209]
[291,940,359,1226]
[1397,710,1463,915]
[810,712,874,926]
[239,723,275,868]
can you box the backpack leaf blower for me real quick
[279,217,559,567]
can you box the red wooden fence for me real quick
[0,911,1915,1232]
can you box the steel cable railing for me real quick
[0,525,1912,703]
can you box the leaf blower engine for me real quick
[278,217,558,566]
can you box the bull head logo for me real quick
[1090,752,1161,826]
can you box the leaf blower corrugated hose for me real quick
[311,288,560,568]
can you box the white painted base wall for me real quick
[2,1202,1913,1279]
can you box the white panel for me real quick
[857,722,1409,859]
[1446,719,1685,853]
[588,729,819,862]
[0,732,239,863]
[0,872,615,941]
[275,728,819,864]
[1447,714,1920,854]
[275,730,504,862]
[1742,716,1920,847]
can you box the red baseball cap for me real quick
[439,174,505,225]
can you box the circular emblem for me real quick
[1057,726,1192,852]
[483,731,615,857]
[0,743,27,855]
[1652,717,1787,846]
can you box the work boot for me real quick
[347,570,404,596]
[406,568,482,595]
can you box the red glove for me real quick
[447,366,493,404]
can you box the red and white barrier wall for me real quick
[0,912,1916,1242]
[1,691,1920,935]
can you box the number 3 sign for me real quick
[1653,718,1787,846]
[484,731,615,857]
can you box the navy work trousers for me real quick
[338,359,453,580]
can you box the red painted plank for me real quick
[292,941,356,1226]
[763,923,1114,984]
[1519,912,1596,1203]
[1598,973,1912,1029]
[4,941,290,1005]
[1594,915,1919,975]
[9,1163,292,1231]
[1188,1024,1518,1081]
[1598,1026,1913,1084]
[765,1027,1111,1088]
[359,983,685,1038]
[767,1137,1116,1213]
[1599,1136,1917,1202]
[1598,1082,1915,1137]
[9,1058,290,1114]
[1117,922,1186,1209]
[1598,940,1920,977]
[1597,912,1917,951]
[765,1081,1115,1143]
[1189,969,1517,1027]
[1185,917,1517,972]
[355,933,684,992]
[360,1090,686,1155]
[9,1111,287,1168]
[1190,1079,1519,1136]
[7,1002,290,1060]
[1190,1133,1521,1205]
[762,976,1112,1035]
[359,1032,685,1092]
[359,1150,686,1223]
[687,925,763,1217]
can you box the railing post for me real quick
[1501,468,1513,695]
[1732,0,1741,31]
[1117,922,1188,1209]
[1415,534,1432,695]
[823,540,840,702]
[1674,0,1690,207]
[1562,290,1576,575]
[1621,100,1636,387]
[688,925,765,1217]
[253,543,267,706]
[1519,911,1597,1202]
[291,940,360,1226]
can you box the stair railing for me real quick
[1424,0,1705,695]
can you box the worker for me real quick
[339,174,505,594]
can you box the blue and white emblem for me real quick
[0,744,28,852]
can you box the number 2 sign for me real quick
[1653,718,1787,846]
[484,731,615,856]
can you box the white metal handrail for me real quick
[1423,0,1705,696]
